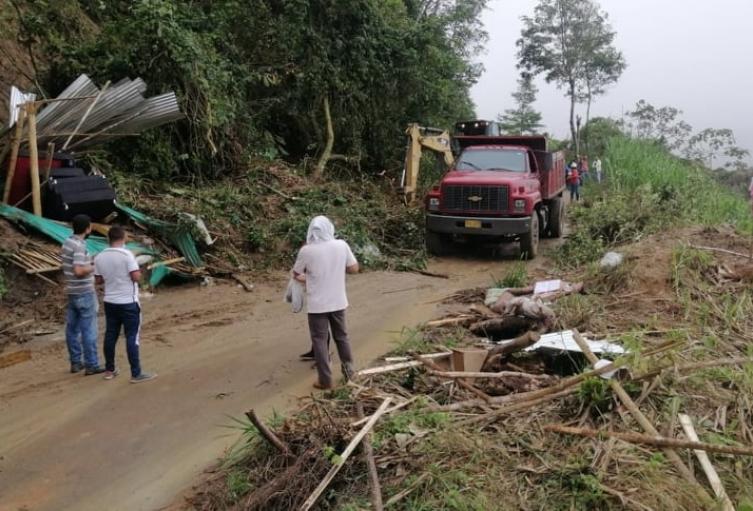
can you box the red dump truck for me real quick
[424,121,566,259]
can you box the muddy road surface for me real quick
[0,245,558,511]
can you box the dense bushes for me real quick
[6,0,488,179]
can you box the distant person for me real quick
[94,225,156,383]
[593,157,603,183]
[567,162,580,201]
[578,155,589,183]
[292,216,359,390]
[62,214,104,375]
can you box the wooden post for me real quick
[3,107,27,204]
[26,103,42,215]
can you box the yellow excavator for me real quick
[401,123,454,203]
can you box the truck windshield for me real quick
[457,149,527,172]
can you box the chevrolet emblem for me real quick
[467,195,483,202]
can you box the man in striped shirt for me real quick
[62,214,104,375]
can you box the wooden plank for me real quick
[679,414,736,511]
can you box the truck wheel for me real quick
[548,197,564,238]
[520,213,539,260]
[426,231,451,256]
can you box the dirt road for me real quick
[0,250,556,511]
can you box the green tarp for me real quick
[0,203,201,287]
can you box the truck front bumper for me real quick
[426,213,532,236]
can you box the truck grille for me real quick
[442,185,509,213]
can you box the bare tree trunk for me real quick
[314,96,333,180]
[568,79,578,156]
[584,82,593,154]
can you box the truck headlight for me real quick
[514,199,526,212]
[428,198,440,211]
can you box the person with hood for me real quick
[292,216,359,389]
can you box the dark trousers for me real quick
[308,310,354,386]
[104,302,142,377]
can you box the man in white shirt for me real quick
[95,225,156,383]
[292,216,359,390]
[593,157,603,183]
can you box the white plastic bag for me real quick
[284,278,305,313]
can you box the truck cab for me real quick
[424,129,565,259]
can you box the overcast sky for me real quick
[471,0,753,160]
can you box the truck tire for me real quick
[548,197,564,238]
[519,213,539,260]
[426,231,451,256]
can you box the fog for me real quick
[471,0,753,161]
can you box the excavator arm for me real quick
[401,123,454,203]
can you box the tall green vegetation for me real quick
[3,0,489,179]
[498,72,543,135]
[517,0,625,154]
[556,132,753,267]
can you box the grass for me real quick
[493,261,528,288]
[556,136,753,267]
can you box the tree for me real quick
[626,100,693,151]
[517,0,624,155]
[498,73,544,134]
[685,128,738,168]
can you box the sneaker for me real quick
[85,366,106,376]
[103,369,120,380]
[299,349,315,361]
[313,381,334,391]
[70,363,84,374]
[130,372,157,384]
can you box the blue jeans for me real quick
[568,182,580,201]
[65,292,100,368]
[104,302,142,377]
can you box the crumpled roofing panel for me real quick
[12,74,183,149]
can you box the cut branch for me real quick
[544,423,753,457]
[245,409,291,457]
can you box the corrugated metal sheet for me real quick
[8,86,36,127]
[15,74,183,149]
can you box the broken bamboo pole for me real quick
[300,398,391,511]
[679,414,736,511]
[351,397,417,428]
[571,330,714,505]
[356,402,384,511]
[245,409,291,457]
[545,423,753,457]
[416,354,491,403]
[26,103,42,216]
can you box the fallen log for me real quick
[679,414,735,511]
[425,315,477,328]
[357,402,384,511]
[480,330,540,371]
[469,316,537,338]
[544,423,753,457]
[300,398,391,511]
[245,409,291,457]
